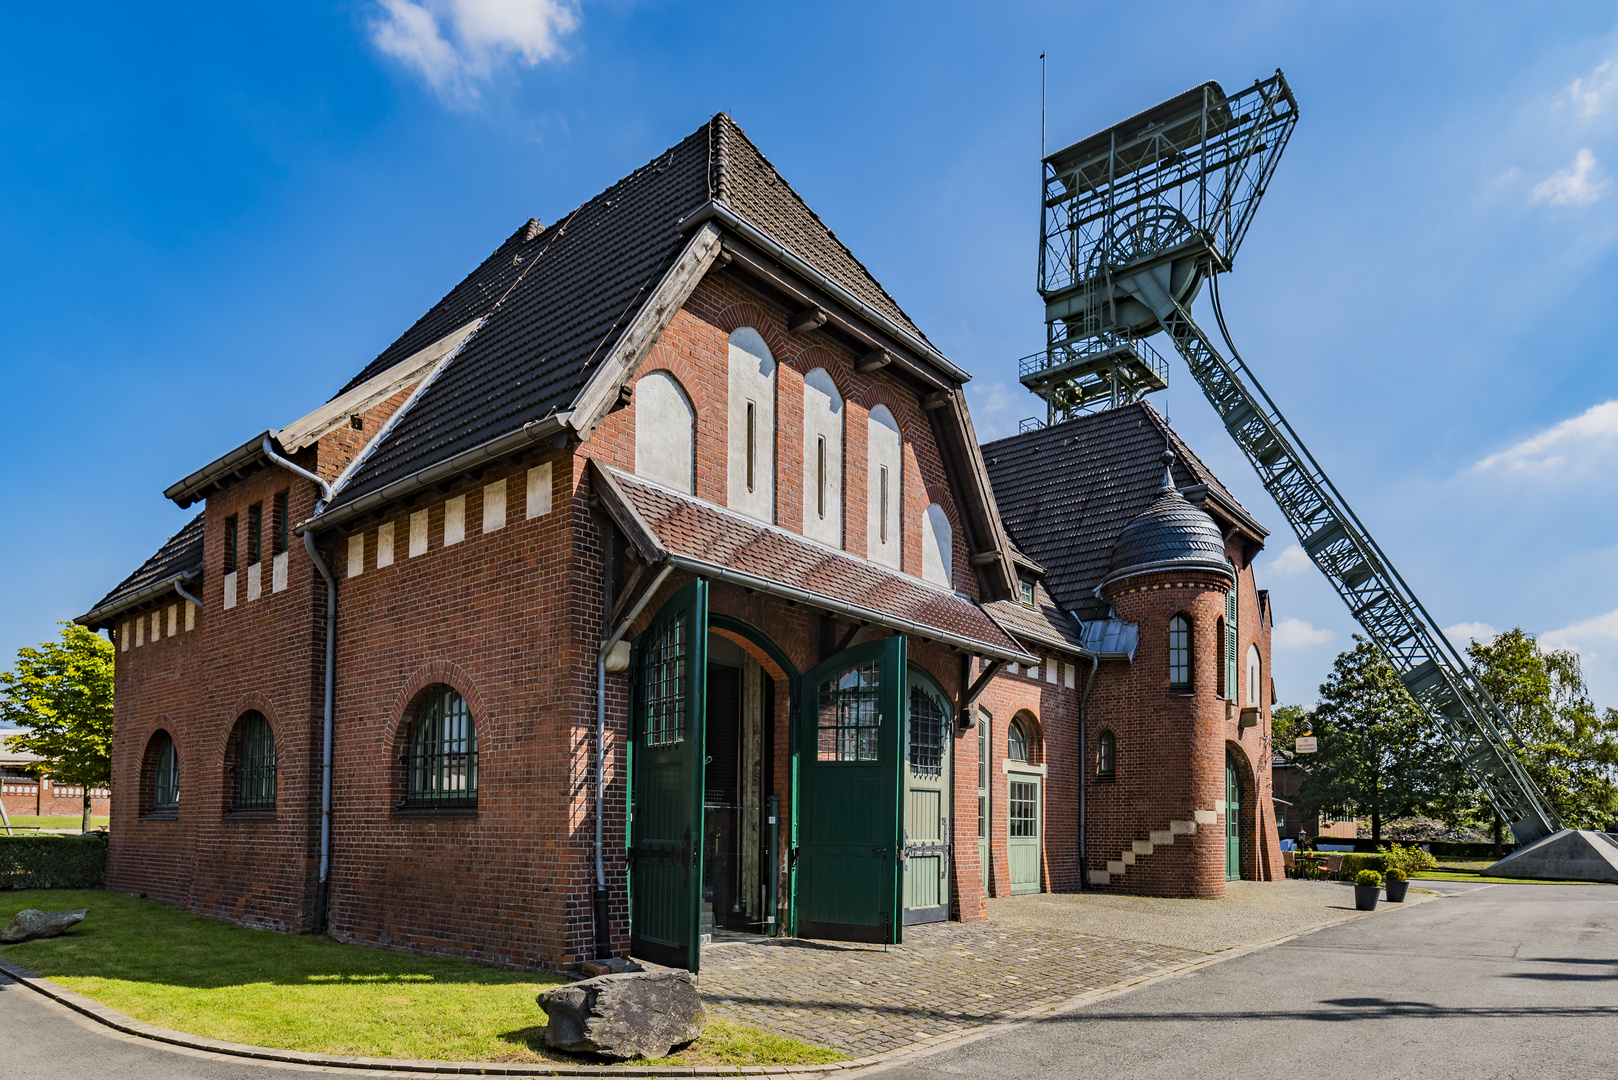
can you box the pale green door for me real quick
[903,672,951,924]
[1225,751,1241,882]
[1007,775,1041,895]
[976,713,989,894]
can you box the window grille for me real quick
[1008,719,1031,763]
[247,503,263,565]
[816,661,881,761]
[641,615,687,747]
[1009,779,1038,837]
[908,683,946,777]
[1169,614,1191,691]
[407,686,478,805]
[224,515,239,574]
[1097,729,1116,778]
[153,734,179,811]
[233,712,277,809]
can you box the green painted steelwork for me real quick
[796,637,905,944]
[629,579,708,971]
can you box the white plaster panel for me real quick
[377,523,394,567]
[1045,661,1058,684]
[801,367,844,548]
[1025,664,1038,681]
[272,551,288,593]
[526,461,553,518]
[185,602,196,632]
[444,495,466,546]
[347,534,365,578]
[866,405,902,569]
[921,503,952,588]
[409,509,428,557]
[1064,663,1076,689]
[634,371,695,494]
[1246,643,1261,707]
[483,480,506,533]
[167,605,178,637]
[726,327,776,522]
[151,610,162,641]
[223,571,238,609]
[246,561,262,602]
[119,621,128,651]
[135,618,144,647]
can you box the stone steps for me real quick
[1089,809,1219,886]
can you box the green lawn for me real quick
[0,890,841,1067]
[2,816,108,832]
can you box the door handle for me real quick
[872,847,888,858]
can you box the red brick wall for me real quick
[1,779,110,820]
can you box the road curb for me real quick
[0,890,1432,1078]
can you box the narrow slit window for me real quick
[272,491,289,556]
[879,466,889,543]
[745,400,757,492]
[816,436,827,519]
[247,503,263,566]
[1097,729,1116,778]
[223,515,239,574]
[1169,614,1191,691]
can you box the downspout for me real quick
[1077,654,1100,890]
[594,562,674,958]
[260,436,338,934]
[173,579,203,609]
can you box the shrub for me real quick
[1355,869,1383,887]
[1385,867,1408,882]
[1379,842,1437,876]
[0,834,107,889]
[1337,853,1387,880]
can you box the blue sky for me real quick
[4,1,1618,709]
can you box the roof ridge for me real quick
[712,113,731,204]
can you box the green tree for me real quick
[1466,628,1618,832]
[1271,703,1308,751]
[1296,637,1451,844]
[0,623,114,832]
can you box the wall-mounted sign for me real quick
[1294,736,1318,754]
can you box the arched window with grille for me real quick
[230,711,277,810]
[1097,729,1116,779]
[907,679,946,777]
[1169,614,1191,692]
[143,731,180,817]
[406,686,478,807]
[1008,717,1032,763]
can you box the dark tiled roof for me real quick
[598,465,1032,662]
[79,514,204,626]
[1105,469,1231,587]
[981,402,1260,621]
[983,581,1088,656]
[328,115,927,511]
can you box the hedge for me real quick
[1336,853,1387,880]
[0,833,108,890]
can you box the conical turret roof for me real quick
[1101,450,1231,589]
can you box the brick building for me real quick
[80,115,1278,971]
[1,732,111,823]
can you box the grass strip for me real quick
[0,890,841,1067]
[2,816,109,831]
[1409,871,1596,885]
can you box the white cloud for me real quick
[1471,399,1618,477]
[1444,622,1497,648]
[1566,58,1618,119]
[1542,607,1618,654]
[1273,618,1334,649]
[369,0,579,101]
[1266,544,1312,578]
[1532,148,1611,206]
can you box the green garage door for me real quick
[796,637,905,943]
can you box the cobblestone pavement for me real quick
[696,881,1369,1058]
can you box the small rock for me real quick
[538,969,705,1059]
[579,957,644,978]
[1,908,88,944]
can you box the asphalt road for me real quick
[874,881,1618,1080]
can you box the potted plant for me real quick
[1384,866,1409,903]
[1354,869,1382,911]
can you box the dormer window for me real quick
[1019,580,1035,607]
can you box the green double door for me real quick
[796,637,907,944]
[1225,751,1242,881]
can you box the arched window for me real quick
[921,503,953,588]
[407,686,478,806]
[230,711,277,810]
[634,371,695,494]
[1169,614,1191,692]
[727,328,775,521]
[1097,729,1116,779]
[802,368,844,547]
[867,406,902,569]
[908,679,947,777]
[1008,717,1031,763]
[144,731,179,816]
[1246,644,1262,708]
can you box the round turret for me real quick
[1101,450,1232,589]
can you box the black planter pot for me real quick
[1385,877,1409,903]
[1354,884,1380,911]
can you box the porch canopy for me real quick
[591,462,1037,665]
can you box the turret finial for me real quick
[1159,448,1178,494]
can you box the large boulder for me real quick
[537,969,705,1060]
[2,908,88,944]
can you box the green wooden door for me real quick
[1007,774,1041,894]
[629,579,708,971]
[903,672,951,925]
[797,636,905,943]
[1225,751,1241,882]
[976,713,990,894]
